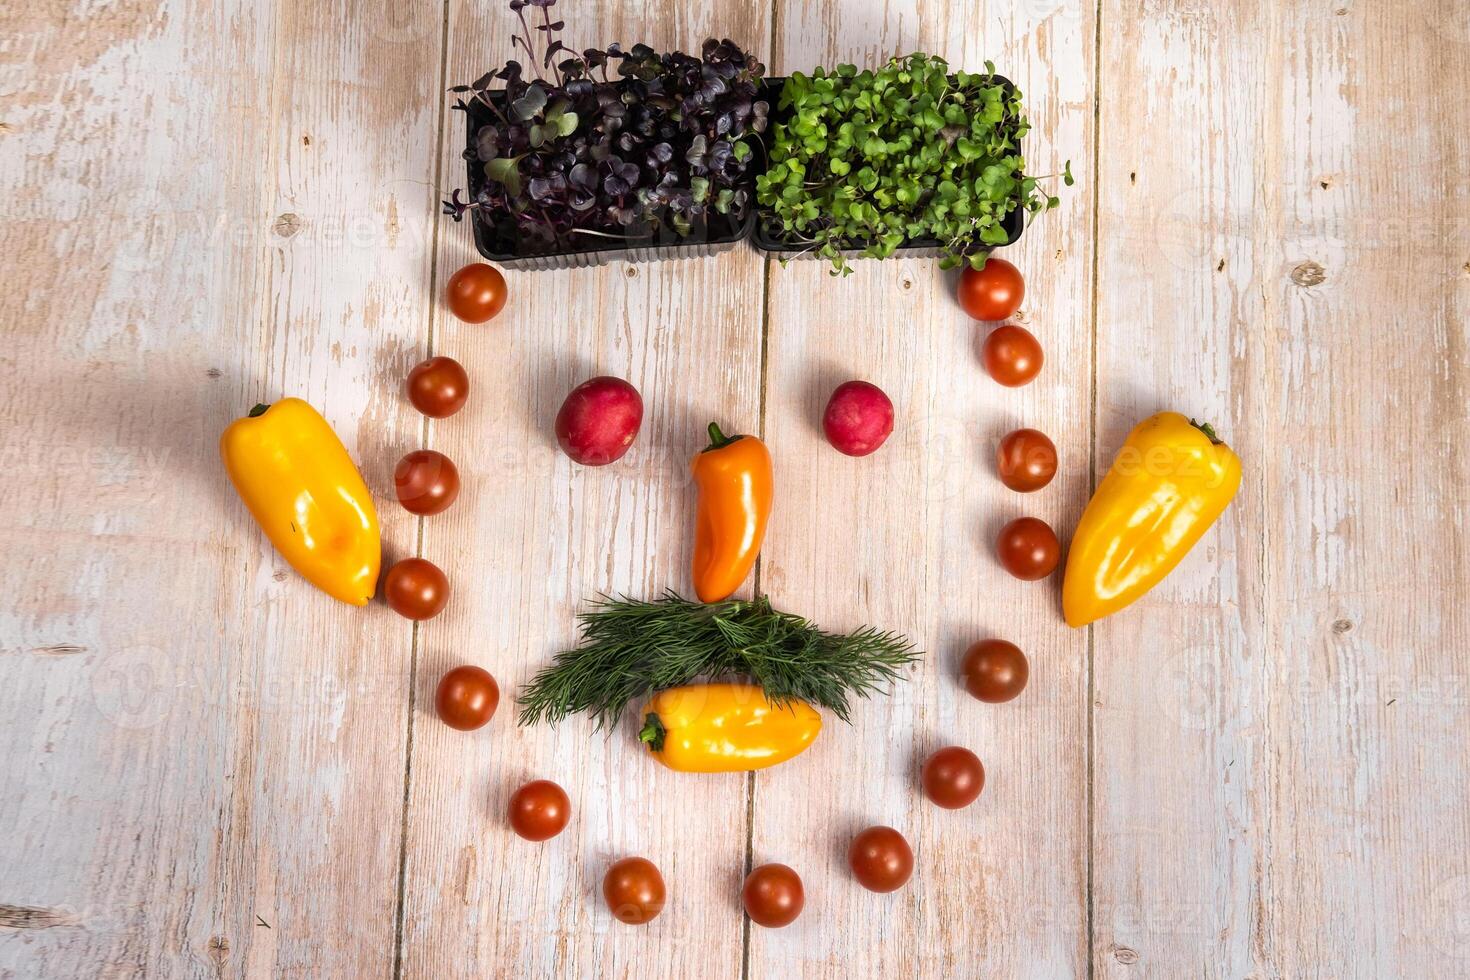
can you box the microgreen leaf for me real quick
[447,0,766,251]
[755,52,1069,270]
[484,155,523,196]
[512,84,547,120]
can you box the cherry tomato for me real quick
[603,857,666,925]
[446,263,508,324]
[996,428,1058,492]
[957,256,1024,321]
[961,639,1029,703]
[406,356,470,418]
[394,449,461,516]
[383,557,450,620]
[982,324,1044,387]
[921,746,985,809]
[507,779,571,841]
[848,826,913,893]
[742,863,804,929]
[996,516,1060,580]
[434,664,498,730]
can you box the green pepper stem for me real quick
[1189,418,1223,445]
[247,403,271,418]
[638,713,666,753]
[703,421,743,453]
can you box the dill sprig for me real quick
[516,591,922,728]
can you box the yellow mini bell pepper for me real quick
[220,398,381,605]
[637,683,821,772]
[1062,412,1242,627]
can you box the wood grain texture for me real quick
[0,0,440,975]
[4,0,1468,976]
[394,2,771,978]
[1092,0,1470,976]
[749,2,1096,977]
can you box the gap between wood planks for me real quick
[392,2,454,978]
[1085,0,1103,974]
[741,6,779,977]
[742,250,776,980]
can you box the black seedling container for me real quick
[459,69,1028,269]
[463,94,761,271]
[750,75,1026,261]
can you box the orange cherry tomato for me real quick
[957,257,1024,321]
[507,780,571,841]
[982,324,1044,387]
[603,857,666,925]
[434,665,498,731]
[383,557,449,620]
[446,263,508,324]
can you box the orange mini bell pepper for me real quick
[1062,412,1242,627]
[691,422,773,603]
[637,683,821,772]
[220,398,381,605]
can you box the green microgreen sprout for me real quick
[754,53,1073,275]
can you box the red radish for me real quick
[555,376,643,465]
[823,381,894,457]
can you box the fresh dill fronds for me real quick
[515,591,922,728]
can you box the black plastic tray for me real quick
[463,92,760,270]
[749,75,1026,260]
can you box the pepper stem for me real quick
[638,713,666,753]
[248,403,271,418]
[1189,418,1223,444]
[703,421,743,453]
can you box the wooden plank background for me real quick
[1,0,1465,978]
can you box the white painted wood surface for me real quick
[1092,2,1470,976]
[2,0,438,976]
[1,1,1465,978]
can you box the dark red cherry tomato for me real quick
[383,557,450,620]
[507,779,571,841]
[434,665,498,731]
[406,356,470,418]
[961,639,1029,703]
[921,746,985,809]
[995,517,1060,580]
[394,449,460,516]
[742,863,804,929]
[848,826,913,893]
[446,263,508,324]
[996,428,1058,492]
[603,857,666,925]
